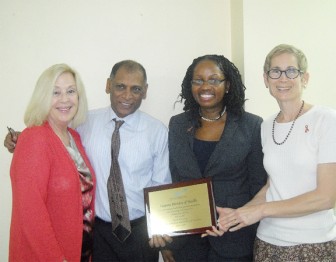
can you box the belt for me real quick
[95,216,145,228]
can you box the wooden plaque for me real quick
[144,177,217,237]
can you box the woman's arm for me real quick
[214,180,269,232]
[10,129,65,261]
[262,163,336,217]
[220,163,336,231]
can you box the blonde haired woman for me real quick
[9,64,96,262]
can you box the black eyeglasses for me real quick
[267,68,303,79]
[191,79,225,86]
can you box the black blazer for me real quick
[168,110,267,258]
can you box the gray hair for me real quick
[263,44,308,73]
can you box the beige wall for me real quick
[243,0,336,117]
[0,0,230,259]
[1,0,335,260]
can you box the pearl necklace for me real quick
[272,100,304,145]
[199,106,226,122]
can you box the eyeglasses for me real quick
[191,79,225,86]
[267,68,303,79]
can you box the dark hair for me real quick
[177,55,246,125]
[110,60,147,82]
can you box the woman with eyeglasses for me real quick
[216,44,336,261]
[151,55,267,261]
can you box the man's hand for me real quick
[149,234,173,248]
[161,249,175,262]
[149,235,175,262]
[4,128,20,153]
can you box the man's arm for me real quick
[4,127,20,153]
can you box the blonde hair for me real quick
[263,44,308,74]
[24,63,88,128]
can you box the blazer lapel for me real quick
[204,112,239,176]
[171,117,203,179]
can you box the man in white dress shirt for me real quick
[79,60,171,261]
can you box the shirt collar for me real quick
[107,107,140,129]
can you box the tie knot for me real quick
[113,119,124,130]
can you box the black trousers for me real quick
[92,216,159,262]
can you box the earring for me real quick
[225,90,229,93]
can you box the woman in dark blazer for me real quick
[166,55,267,261]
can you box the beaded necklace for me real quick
[199,106,226,122]
[272,100,304,145]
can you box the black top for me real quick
[193,138,217,175]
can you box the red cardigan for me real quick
[9,122,96,262]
